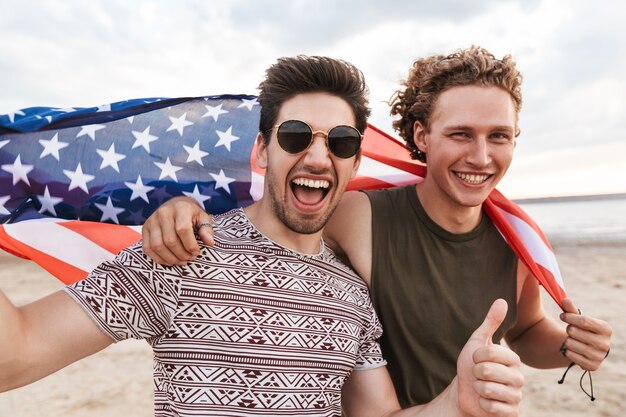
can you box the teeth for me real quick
[293,178,330,189]
[455,172,489,184]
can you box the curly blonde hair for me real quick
[389,46,523,162]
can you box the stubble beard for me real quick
[266,168,336,235]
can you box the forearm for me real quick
[0,291,114,392]
[0,291,29,391]
[507,316,570,368]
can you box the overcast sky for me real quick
[1,0,625,198]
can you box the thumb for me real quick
[561,297,579,315]
[471,298,508,345]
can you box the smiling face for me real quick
[414,85,517,221]
[256,92,361,237]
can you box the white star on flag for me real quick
[39,133,70,161]
[63,163,95,193]
[96,143,126,173]
[183,185,211,206]
[97,104,112,112]
[95,197,125,224]
[183,141,209,166]
[215,126,239,151]
[0,139,8,149]
[167,113,194,136]
[0,195,10,215]
[126,116,134,124]
[77,124,106,141]
[210,169,235,194]
[202,103,229,122]
[154,157,183,181]
[1,154,34,186]
[238,98,259,111]
[124,175,155,203]
[132,126,159,152]
[6,110,26,123]
[38,186,64,216]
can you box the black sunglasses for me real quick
[272,119,362,159]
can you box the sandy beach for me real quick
[0,241,624,416]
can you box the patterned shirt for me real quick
[64,208,385,417]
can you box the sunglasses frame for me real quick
[272,119,363,159]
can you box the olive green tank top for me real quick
[365,185,518,407]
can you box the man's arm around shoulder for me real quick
[324,190,374,284]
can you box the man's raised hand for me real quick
[456,299,524,417]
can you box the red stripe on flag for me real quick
[537,263,567,305]
[362,124,427,177]
[483,198,565,308]
[0,226,87,284]
[0,227,29,260]
[347,176,397,191]
[487,189,553,249]
[59,221,141,254]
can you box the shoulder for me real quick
[325,191,372,247]
[324,191,374,284]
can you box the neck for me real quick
[415,182,483,234]
[243,201,324,254]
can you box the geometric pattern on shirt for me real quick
[65,208,384,417]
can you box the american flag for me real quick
[0,95,566,307]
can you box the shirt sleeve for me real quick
[354,289,387,370]
[63,242,183,343]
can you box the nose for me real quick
[302,132,332,168]
[466,137,491,167]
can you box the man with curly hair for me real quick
[141,46,612,407]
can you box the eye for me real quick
[449,131,471,140]
[490,132,512,143]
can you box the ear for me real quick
[255,133,268,169]
[413,120,428,154]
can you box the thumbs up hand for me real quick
[456,299,524,417]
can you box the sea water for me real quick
[517,196,626,243]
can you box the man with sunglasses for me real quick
[141,47,612,408]
[0,55,524,416]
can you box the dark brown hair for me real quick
[258,55,370,141]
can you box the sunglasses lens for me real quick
[328,126,362,158]
[276,120,312,154]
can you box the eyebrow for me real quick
[444,124,515,132]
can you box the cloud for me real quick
[0,0,624,197]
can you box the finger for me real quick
[173,212,200,257]
[195,213,216,246]
[146,235,184,265]
[562,337,606,364]
[473,380,523,404]
[564,348,602,372]
[473,362,524,387]
[141,229,166,265]
[561,312,612,336]
[566,325,612,353]
[478,397,519,417]
[473,345,521,369]
[160,223,196,264]
[470,299,508,345]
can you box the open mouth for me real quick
[291,177,330,205]
[454,172,492,185]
